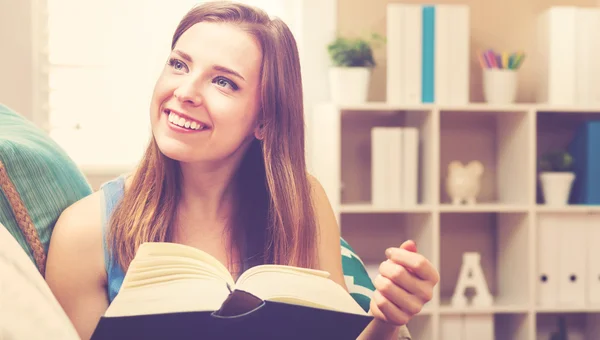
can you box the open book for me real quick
[91,242,373,340]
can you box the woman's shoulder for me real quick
[49,190,105,257]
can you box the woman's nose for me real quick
[174,80,203,106]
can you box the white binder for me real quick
[558,214,586,306]
[587,213,600,306]
[537,213,560,306]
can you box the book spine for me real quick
[448,5,470,105]
[371,128,389,207]
[433,5,449,104]
[386,4,405,104]
[389,128,403,207]
[421,6,435,103]
[402,127,419,206]
[403,5,422,104]
[547,7,577,105]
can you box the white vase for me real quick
[540,172,575,205]
[328,67,371,105]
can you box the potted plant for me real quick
[326,33,383,105]
[538,150,575,205]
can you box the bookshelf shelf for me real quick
[310,102,600,340]
[339,203,433,213]
[438,302,529,314]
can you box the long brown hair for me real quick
[107,1,318,272]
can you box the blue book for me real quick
[568,120,600,204]
[421,6,435,103]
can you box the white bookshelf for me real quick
[310,102,600,340]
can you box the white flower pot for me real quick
[328,67,371,105]
[540,172,575,205]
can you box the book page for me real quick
[235,265,367,316]
[104,278,231,317]
[104,242,236,317]
[132,242,235,285]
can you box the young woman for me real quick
[45,2,439,339]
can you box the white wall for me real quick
[0,0,337,190]
[0,0,33,119]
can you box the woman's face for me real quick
[150,22,263,166]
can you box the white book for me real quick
[402,127,419,206]
[536,7,578,105]
[558,214,587,306]
[463,314,494,340]
[386,4,406,105]
[587,214,600,306]
[575,8,600,106]
[402,5,422,104]
[387,128,403,208]
[434,5,452,104]
[371,128,390,207]
[536,214,560,306]
[448,5,470,105]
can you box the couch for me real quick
[0,103,411,339]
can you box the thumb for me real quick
[400,240,417,253]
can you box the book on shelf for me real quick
[569,120,600,205]
[386,3,470,105]
[90,242,373,340]
[371,127,419,208]
[535,7,600,105]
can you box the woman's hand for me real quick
[370,240,439,326]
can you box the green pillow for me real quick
[0,103,92,276]
[340,237,376,312]
[341,238,413,339]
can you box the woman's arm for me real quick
[45,193,109,340]
[308,174,438,339]
[308,175,398,339]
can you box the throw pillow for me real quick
[340,237,376,312]
[0,103,92,276]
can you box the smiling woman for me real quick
[43,2,437,340]
[43,0,301,171]
[151,21,264,165]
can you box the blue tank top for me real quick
[100,176,127,303]
[100,176,266,303]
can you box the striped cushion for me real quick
[341,237,375,312]
[0,104,92,275]
[341,238,412,339]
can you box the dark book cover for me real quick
[91,290,373,340]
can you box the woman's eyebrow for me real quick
[172,49,246,82]
[212,65,245,82]
[174,49,193,63]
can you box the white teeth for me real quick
[167,110,204,131]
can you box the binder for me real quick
[557,215,586,306]
[586,213,600,306]
[536,214,560,306]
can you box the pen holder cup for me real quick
[483,69,518,104]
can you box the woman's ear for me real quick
[254,123,265,140]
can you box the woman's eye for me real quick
[213,76,239,91]
[168,58,188,72]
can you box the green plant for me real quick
[538,150,574,172]
[327,33,385,67]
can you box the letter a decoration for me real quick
[451,252,493,307]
